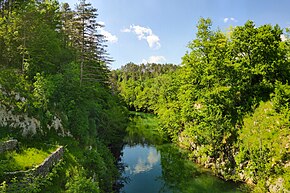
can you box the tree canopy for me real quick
[0,0,128,192]
[113,18,290,192]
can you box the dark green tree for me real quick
[71,0,110,85]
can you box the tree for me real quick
[71,0,110,85]
[111,17,290,191]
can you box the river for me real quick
[118,112,248,193]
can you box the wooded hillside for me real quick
[112,18,290,192]
[0,0,128,192]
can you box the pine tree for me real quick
[60,3,74,48]
[72,0,111,86]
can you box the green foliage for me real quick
[158,144,245,193]
[112,18,290,191]
[58,139,120,193]
[124,112,166,146]
[0,135,122,193]
[0,146,56,174]
[236,101,289,190]
[65,170,100,193]
[0,69,31,112]
[111,62,179,112]
[158,144,200,191]
[32,73,58,109]
[0,157,65,193]
[0,0,128,192]
[271,81,290,112]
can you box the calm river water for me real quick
[119,113,247,193]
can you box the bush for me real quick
[236,101,289,190]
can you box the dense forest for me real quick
[0,0,128,192]
[0,0,290,192]
[112,19,290,192]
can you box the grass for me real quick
[0,146,57,173]
[0,127,60,181]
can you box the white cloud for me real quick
[147,35,161,49]
[99,29,118,43]
[142,56,166,64]
[132,25,152,40]
[224,17,238,23]
[131,149,160,174]
[133,158,153,174]
[98,21,118,44]
[121,28,131,33]
[121,24,161,49]
[281,34,287,42]
[98,21,105,26]
[147,149,159,165]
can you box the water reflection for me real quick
[158,144,200,191]
[121,145,165,193]
[124,146,160,175]
[118,113,247,193]
[123,113,165,146]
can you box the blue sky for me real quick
[59,0,290,69]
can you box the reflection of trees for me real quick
[114,160,130,192]
[124,115,164,146]
[115,112,244,193]
[157,144,200,192]
[158,145,244,193]
[115,113,164,192]
[116,113,244,193]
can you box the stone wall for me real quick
[34,146,64,176]
[4,146,64,180]
[0,139,18,153]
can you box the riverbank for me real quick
[118,112,249,193]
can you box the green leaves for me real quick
[112,18,290,190]
[271,81,290,112]
[0,1,128,192]
[236,101,289,190]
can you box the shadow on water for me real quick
[117,112,248,193]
